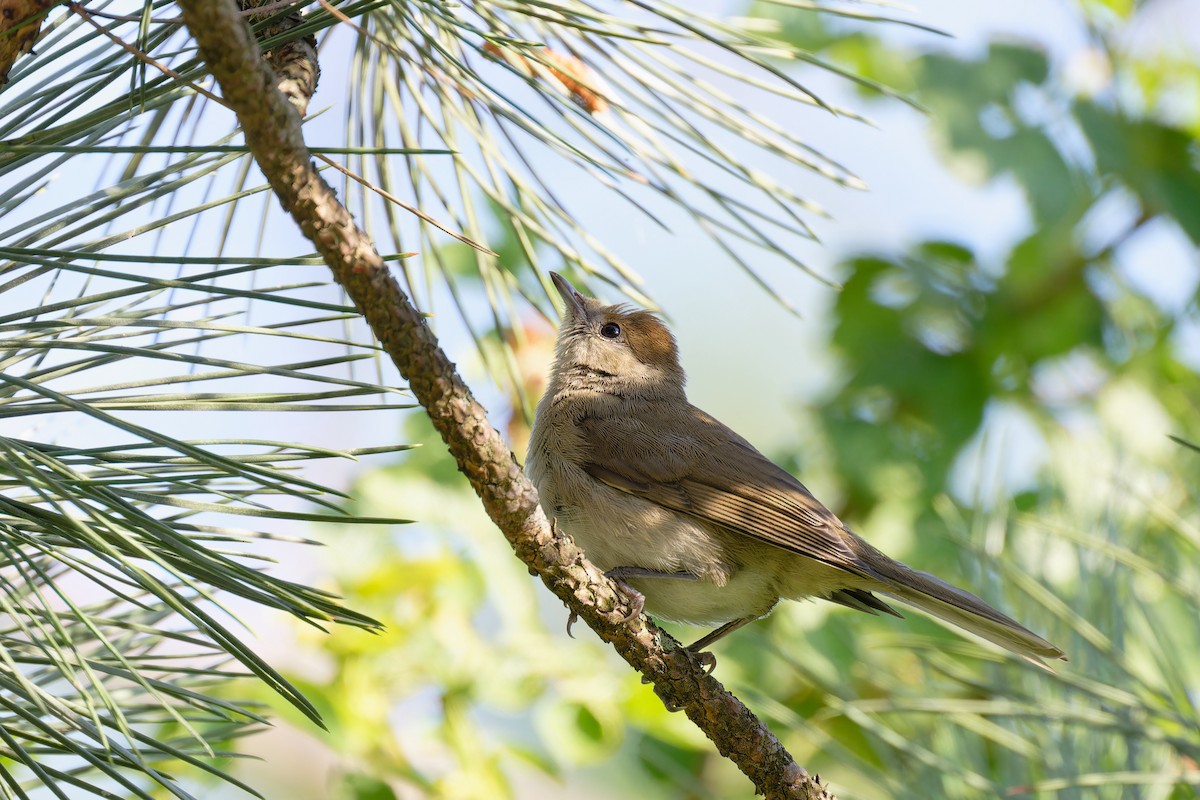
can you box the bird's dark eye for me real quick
[600,322,621,339]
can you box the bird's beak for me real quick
[550,272,588,321]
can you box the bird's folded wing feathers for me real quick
[579,405,881,580]
[577,404,1067,663]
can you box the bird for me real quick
[525,272,1066,669]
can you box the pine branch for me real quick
[240,0,319,115]
[174,0,834,796]
[0,0,54,86]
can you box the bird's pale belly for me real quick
[545,477,782,627]
[622,570,780,628]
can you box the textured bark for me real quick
[175,1,834,796]
[0,0,53,86]
[240,0,318,115]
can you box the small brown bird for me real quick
[526,273,1066,668]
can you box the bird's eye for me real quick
[600,322,621,339]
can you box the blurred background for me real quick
[2,0,1198,797]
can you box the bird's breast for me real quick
[527,451,779,627]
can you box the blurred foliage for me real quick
[789,9,1200,795]
[275,3,1200,800]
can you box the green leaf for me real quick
[990,129,1089,224]
[1075,100,1200,243]
[338,772,399,800]
[827,253,991,500]
[983,224,1105,366]
[919,43,1048,110]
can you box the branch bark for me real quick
[0,0,54,86]
[239,0,318,115]
[174,2,833,797]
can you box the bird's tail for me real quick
[859,547,1066,666]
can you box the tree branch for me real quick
[174,1,833,796]
[239,0,318,115]
[0,0,54,86]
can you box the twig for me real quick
[172,0,834,796]
[67,2,222,103]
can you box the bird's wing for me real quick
[579,405,881,580]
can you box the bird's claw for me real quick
[565,569,645,636]
[603,570,646,623]
[682,647,717,674]
[565,610,578,638]
[616,586,645,623]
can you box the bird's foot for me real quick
[565,567,649,636]
[681,647,717,674]
[602,566,700,623]
[603,568,646,623]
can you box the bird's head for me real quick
[547,272,685,397]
